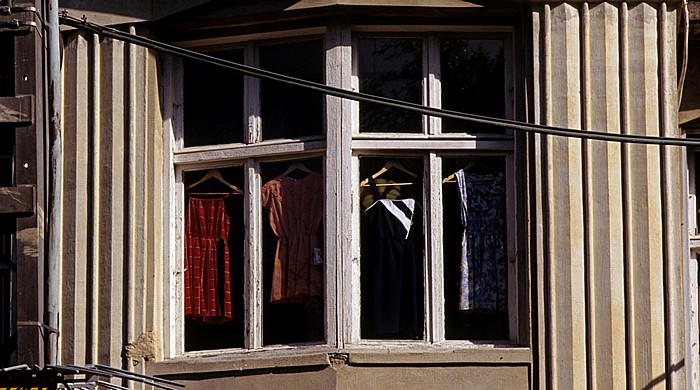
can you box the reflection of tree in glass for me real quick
[441,40,505,133]
[359,39,422,133]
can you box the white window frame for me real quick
[164,28,334,358]
[345,27,519,347]
[162,23,522,360]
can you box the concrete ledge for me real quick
[147,346,532,377]
[148,348,333,376]
[346,347,531,365]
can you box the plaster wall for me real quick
[156,363,529,390]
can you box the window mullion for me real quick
[350,36,359,136]
[425,153,445,343]
[245,42,261,144]
[427,33,441,136]
[171,167,185,357]
[326,23,353,348]
[171,56,185,150]
[350,154,361,343]
[244,158,263,349]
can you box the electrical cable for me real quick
[59,13,700,148]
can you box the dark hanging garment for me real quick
[185,196,233,323]
[455,170,507,312]
[363,176,421,337]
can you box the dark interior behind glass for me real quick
[260,41,324,140]
[183,50,245,147]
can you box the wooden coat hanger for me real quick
[443,160,497,183]
[281,161,312,178]
[360,160,417,187]
[186,169,242,195]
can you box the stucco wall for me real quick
[60,28,167,375]
[530,2,689,389]
[151,357,530,390]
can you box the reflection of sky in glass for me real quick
[461,40,502,57]
[358,38,422,132]
[441,39,505,133]
[358,38,422,102]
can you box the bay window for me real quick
[167,25,520,357]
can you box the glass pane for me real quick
[442,157,508,340]
[261,158,325,345]
[359,157,424,339]
[183,50,245,146]
[440,39,505,134]
[358,38,423,133]
[183,166,245,351]
[260,41,324,140]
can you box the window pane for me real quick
[359,157,424,339]
[442,157,508,340]
[358,38,423,133]
[183,50,245,146]
[183,167,245,351]
[440,39,505,134]
[261,158,325,345]
[260,41,324,140]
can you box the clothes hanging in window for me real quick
[262,171,324,304]
[185,196,233,323]
[455,170,507,312]
[363,176,421,337]
[360,177,402,210]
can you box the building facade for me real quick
[1,0,700,388]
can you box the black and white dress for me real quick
[363,176,421,337]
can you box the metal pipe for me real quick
[46,0,62,365]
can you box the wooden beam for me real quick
[0,95,33,125]
[0,186,35,215]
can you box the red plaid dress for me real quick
[184,196,232,322]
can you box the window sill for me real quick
[342,343,530,365]
[146,344,531,377]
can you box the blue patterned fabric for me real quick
[455,170,507,312]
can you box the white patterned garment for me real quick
[456,170,508,312]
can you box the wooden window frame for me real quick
[346,27,519,346]
[162,24,523,360]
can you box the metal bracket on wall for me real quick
[0,5,40,35]
[0,19,34,29]
[0,6,36,16]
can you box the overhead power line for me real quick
[59,14,700,147]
